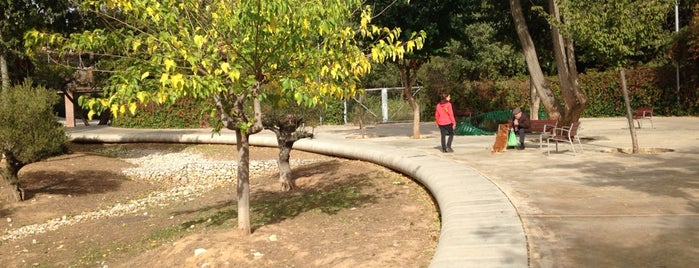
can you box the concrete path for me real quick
[66,116,699,267]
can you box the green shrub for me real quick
[110,96,218,128]
[422,66,699,119]
[0,80,68,201]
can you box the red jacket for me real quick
[435,101,456,126]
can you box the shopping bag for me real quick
[507,130,519,147]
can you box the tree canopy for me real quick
[557,0,674,153]
[26,0,424,233]
[1,0,97,88]
[563,0,675,69]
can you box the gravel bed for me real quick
[2,151,322,242]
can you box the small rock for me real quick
[194,248,207,256]
[268,234,278,242]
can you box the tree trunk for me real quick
[530,78,540,120]
[1,154,24,202]
[1,176,22,203]
[214,88,263,235]
[357,94,366,138]
[265,114,313,191]
[548,0,587,126]
[277,141,294,191]
[1,54,9,91]
[264,114,312,191]
[619,68,639,153]
[235,129,252,234]
[399,58,422,139]
[510,0,562,121]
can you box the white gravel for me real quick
[1,151,321,242]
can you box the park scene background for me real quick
[2,0,699,267]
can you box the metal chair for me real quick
[546,121,583,156]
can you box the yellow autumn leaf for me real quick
[128,102,137,115]
[160,73,169,86]
[228,69,240,81]
[136,91,147,103]
[158,91,167,103]
[132,40,142,51]
[220,62,230,73]
[194,35,205,48]
[171,73,184,89]
[164,59,176,72]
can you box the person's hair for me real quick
[440,92,450,102]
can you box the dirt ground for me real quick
[0,143,439,268]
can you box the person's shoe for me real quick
[447,148,454,153]
[517,144,525,150]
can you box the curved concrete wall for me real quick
[69,127,528,267]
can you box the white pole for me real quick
[676,1,680,107]
[343,99,347,124]
[381,88,388,123]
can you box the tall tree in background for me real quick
[27,0,423,234]
[368,0,470,138]
[510,0,585,125]
[563,0,674,153]
[545,0,587,124]
[0,0,90,90]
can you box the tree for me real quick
[545,0,587,124]
[27,0,423,234]
[262,108,314,191]
[0,0,93,90]
[509,0,586,126]
[562,0,674,153]
[261,88,321,191]
[0,80,68,202]
[368,0,470,138]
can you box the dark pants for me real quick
[515,127,527,147]
[439,124,454,151]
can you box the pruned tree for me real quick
[262,111,313,191]
[26,0,423,234]
[260,91,319,191]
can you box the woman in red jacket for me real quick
[435,92,456,153]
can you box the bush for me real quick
[110,96,218,128]
[422,66,699,120]
[0,80,68,202]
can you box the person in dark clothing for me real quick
[511,107,530,150]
